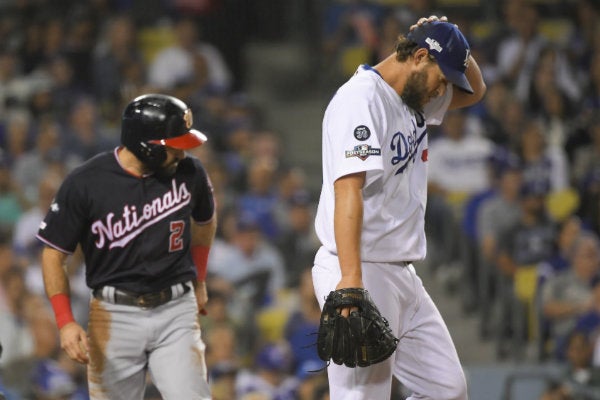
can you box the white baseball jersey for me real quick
[314,65,452,263]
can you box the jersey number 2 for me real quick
[169,220,185,252]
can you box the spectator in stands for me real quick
[426,108,494,289]
[92,14,143,117]
[208,210,285,308]
[580,49,600,121]
[209,360,239,400]
[476,160,523,338]
[296,369,329,400]
[22,17,65,76]
[538,381,574,400]
[1,293,63,398]
[205,323,241,373]
[220,113,256,191]
[526,45,582,159]
[0,267,34,368]
[566,0,599,82]
[527,45,581,121]
[372,13,402,63]
[574,278,600,357]
[517,118,569,195]
[283,268,326,376]
[31,359,77,400]
[148,16,232,93]
[572,116,600,189]
[496,1,547,102]
[12,171,61,274]
[573,117,600,236]
[11,116,62,205]
[0,231,15,311]
[235,341,299,400]
[478,80,512,146]
[500,91,531,153]
[277,192,319,289]
[0,49,20,120]
[60,96,116,169]
[0,154,24,231]
[3,109,32,167]
[275,167,310,223]
[546,216,584,276]
[320,0,384,81]
[46,55,89,123]
[202,154,237,213]
[61,7,99,89]
[495,182,557,360]
[238,155,281,241]
[561,329,600,398]
[542,233,600,360]
[392,0,438,34]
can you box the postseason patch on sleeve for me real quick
[345,125,380,161]
[345,144,381,161]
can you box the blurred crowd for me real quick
[0,1,325,399]
[0,0,599,399]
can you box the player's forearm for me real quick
[334,173,366,281]
[41,246,76,329]
[41,246,71,297]
[190,216,217,282]
[190,216,217,247]
[464,55,486,101]
[449,55,486,110]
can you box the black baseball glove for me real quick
[317,288,399,368]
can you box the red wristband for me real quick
[192,245,210,282]
[50,293,75,330]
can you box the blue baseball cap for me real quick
[407,21,474,94]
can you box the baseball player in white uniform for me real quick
[312,17,486,399]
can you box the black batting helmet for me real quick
[121,94,207,169]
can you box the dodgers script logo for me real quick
[391,112,426,175]
[91,180,191,249]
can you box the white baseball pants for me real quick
[312,247,468,400]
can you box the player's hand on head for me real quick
[410,15,449,31]
[59,322,90,364]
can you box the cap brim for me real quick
[438,63,474,94]
[149,129,207,149]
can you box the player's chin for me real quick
[156,163,179,177]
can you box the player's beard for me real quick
[400,69,429,112]
[155,159,180,177]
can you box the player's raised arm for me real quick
[448,54,486,110]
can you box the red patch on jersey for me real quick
[421,149,428,161]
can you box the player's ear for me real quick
[413,48,429,65]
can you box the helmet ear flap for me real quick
[138,142,167,170]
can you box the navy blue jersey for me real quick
[36,148,215,293]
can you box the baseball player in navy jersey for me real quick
[37,94,216,399]
[312,16,486,399]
